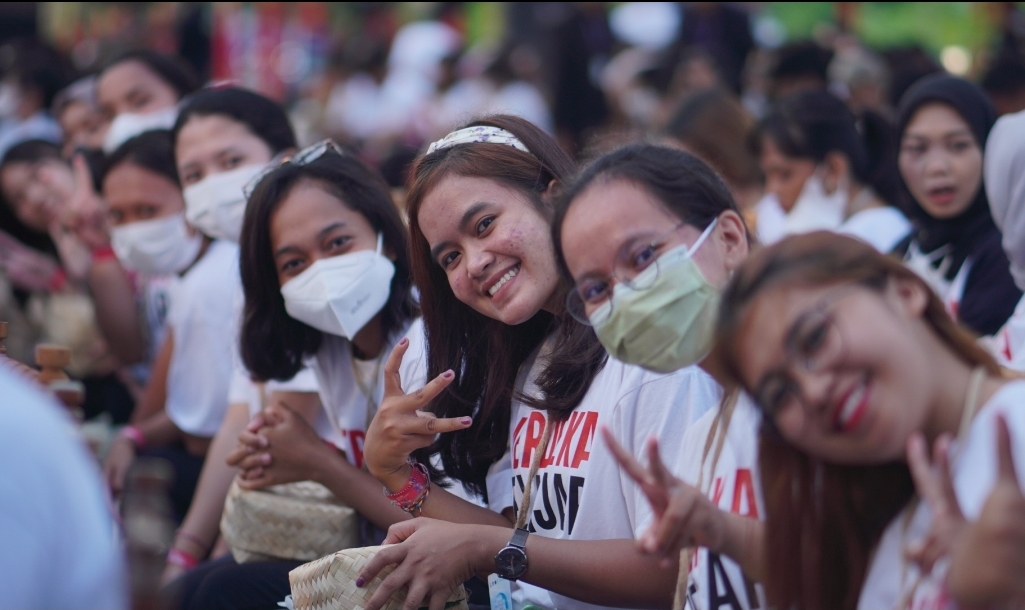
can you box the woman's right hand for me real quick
[64,153,110,251]
[602,427,725,565]
[363,337,472,492]
[103,434,136,496]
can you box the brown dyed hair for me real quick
[406,115,608,497]
[715,232,1001,610]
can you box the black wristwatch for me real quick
[494,527,529,581]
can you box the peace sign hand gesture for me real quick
[904,432,966,576]
[947,415,1025,607]
[363,337,472,492]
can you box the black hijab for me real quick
[895,74,997,280]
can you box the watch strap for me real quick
[509,527,529,549]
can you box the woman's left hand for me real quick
[357,518,494,610]
[235,402,338,490]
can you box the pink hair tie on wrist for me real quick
[167,547,199,570]
[121,425,146,449]
[385,460,431,517]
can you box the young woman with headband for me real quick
[358,116,719,610]
[715,231,1025,609]
[552,143,768,610]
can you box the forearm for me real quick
[718,514,765,582]
[474,529,677,609]
[176,403,250,552]
[138,411,183,447]
[314,451,411,530]
[378,463,513,527]
[419,485,515,527]
[87,259,145,364]
[131,332,172,424]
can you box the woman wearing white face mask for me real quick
[165,145,425,610]
[160,87,325,585]
[754,89,910,251]
[100,130,239,523]
[96,49,200,154]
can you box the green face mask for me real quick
[591,219,720,373]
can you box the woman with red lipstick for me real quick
[358,116,720,610]
[716,231,1025,610]
[896,74,1021,336]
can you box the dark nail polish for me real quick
[356,577,365,587]
[443,370,454,379]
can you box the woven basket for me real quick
[221,479,360,563]
[289,546,469,610]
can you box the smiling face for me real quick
[176,114,275,187]
[0,159,74,231]
[760,136,817,212]
[417,174,559,325]
[899,102,983,219]
[269,179,378,287]
[97,60,179,121]
[734,279,937,464]
[560,178,745,321]
[102,162,185,227]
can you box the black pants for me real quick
[138,445,204,523]
[165,555,300,610]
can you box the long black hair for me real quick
[753,89,901,207]
[405,115,608,497]
[238,150,416,381]
[171,86,297,164]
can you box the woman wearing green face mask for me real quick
[553,144,767,610]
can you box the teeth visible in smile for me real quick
[838,383,866,428]
[488,266,519,296]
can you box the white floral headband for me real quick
[426,125,530,155]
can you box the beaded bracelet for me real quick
[167,547,199,569]
[385,461,431,516]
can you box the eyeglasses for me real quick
[242,139,345,200]
[753,287,857,418]
[566,219,716,326]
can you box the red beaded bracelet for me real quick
[385,461,431,516]
[167,547,199,569]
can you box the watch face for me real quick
[495,547,528,579]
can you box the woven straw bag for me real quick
[289,546,469,610]
[221,478,360,563]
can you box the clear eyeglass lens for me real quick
[566,289,609,326]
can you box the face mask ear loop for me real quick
[375,233,384,255]
[687,217,719,257]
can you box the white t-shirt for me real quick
[993,294,1025,371]
[0,365,127,609]
[840,206,912,254]
[510,356,720,610]
[674,393,766,610]
[164,239,241,436]
[858,379,1025,610]
[307,318,426,469]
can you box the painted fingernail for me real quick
[356,577,366,587]
[400,338,409,346]
[460,417,472,426]
[443,370,454,379]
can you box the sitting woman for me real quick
[100,130,238,521]
[167,144,424,610]
[357,116,719,610]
